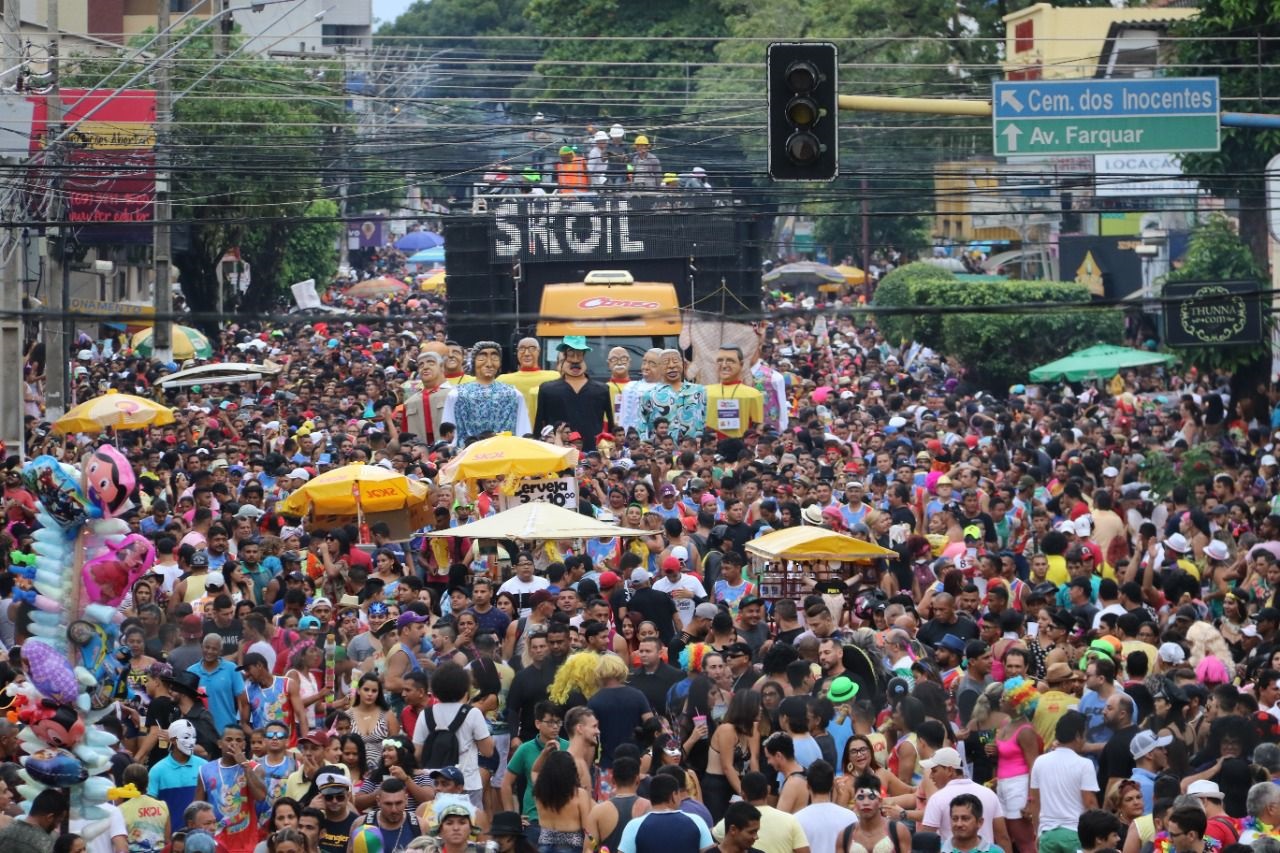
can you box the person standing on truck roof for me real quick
[587,131,610,185]
[534,336,615,453]
[631,135,661,188]
[638,349,705,442]
[497,338,561,427]
[605,346,632,427]
[618,348,662,434]
[445,341,531,446]
[705,346,763,441]
[554,146,589,193]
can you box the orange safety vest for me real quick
[555,156,588,190]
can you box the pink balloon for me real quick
[85,445,135,519]
[82,534,155,608]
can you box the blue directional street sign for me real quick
[992,77,1220,156]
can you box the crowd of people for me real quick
[4,251,1280,853]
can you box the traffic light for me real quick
[767,42,839,181]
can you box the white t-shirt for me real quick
[152,561,183,595]
[70,802,127,853]
[248,639,276,672]
[497,575,551,617]
[796,801,857,853]
[922,778,1004,848]
[652,574,707,627]
[412,701,492,790]
[1028,746,1099,832]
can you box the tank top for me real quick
[603,795,638,853]
[995,723,1033,778]
[361,809,422,853]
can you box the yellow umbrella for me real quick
[52,390,175,435]
[834,264,868,286]
[437,435,578,486]
[278,463,429,517]
[419,268,446,294]
[745,526,897,561]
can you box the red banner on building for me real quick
[30,89,157,242]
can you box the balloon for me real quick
[22,639,80,705]
[22,455,89,530]
[22,747,88,786]
[30,705,85,749]
[350,825,385,853]
[81,534,154,607]
[67,620,122,710]
[83,446,135,520]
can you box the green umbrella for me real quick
[131,325,213,359]
[1029,344,1176,383]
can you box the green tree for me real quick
[240,199,340,295]
[66,24,351,315]
[522,0,726,120]
[377,0,534,103]
[1173,1,1280,270]
[872,263,1123,389]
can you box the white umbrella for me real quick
[426,502,646,540]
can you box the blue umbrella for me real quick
[395,231,444,252]
[408,246,446,264]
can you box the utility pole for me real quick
[0,0,23,455]
[215,0,231,58]
[152,0,171,362]
[42,0,68,418]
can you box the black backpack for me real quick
[419,704,470,769]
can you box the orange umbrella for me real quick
[346,277,408,298]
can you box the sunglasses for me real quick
[323,792,346,801]
[265,731,288,740]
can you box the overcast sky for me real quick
[372,0,416,26]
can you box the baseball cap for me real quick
[598,571,620,590]
[189,551,209,568]
[235,504,264,520]
[671,545,689,563]
[180,614,204,636]
[630,568,651,584]
[311,597,333,610]
[937,635,966,654]
[920,747,962,769]
[396,611,428,627]
[694,603,719,620]
[659,483,677,497]
[316,766,351,793]
[288,467,311,481]
[298,615,322,630]
[1129,730,1173,759]
[204,572,225,589]
[429,766,465,786]
[662,556,681,572]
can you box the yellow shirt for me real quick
[705,382,764,438]
[1046,554,1069,586]
[497,369,561,425]
[1032,689,1075,745]
[607,379,631,426]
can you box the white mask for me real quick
[168,721,197,756]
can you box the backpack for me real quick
[420,704,471,769]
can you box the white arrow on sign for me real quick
[1001,124,1022,152]
[1000,90,1024,113]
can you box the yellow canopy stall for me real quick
[746,526,897,561]
[279,463,429,516]
[437,435,578,487]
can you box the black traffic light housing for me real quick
[768,42,838,181]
